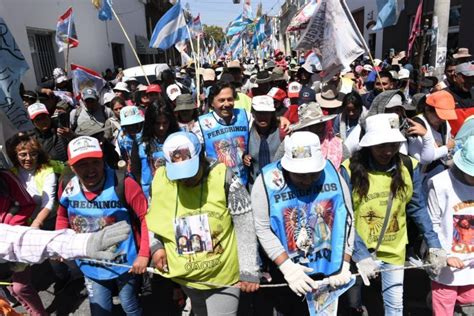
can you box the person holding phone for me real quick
[28,103,70,162]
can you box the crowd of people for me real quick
[0,46,473,316]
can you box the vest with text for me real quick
[198,109,249,185]
[262,161,348,276]
[147,163,239,290]
[59,168,137,280]
[342,158,415,265]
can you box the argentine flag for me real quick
[150,1,189,50]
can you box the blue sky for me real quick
[183,0,283,28]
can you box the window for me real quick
[111,43,125,69]
[27,29,57,84]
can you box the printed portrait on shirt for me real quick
[452,214,474,254]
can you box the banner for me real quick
[56,7,79,53]
[0,17,33,132]
[287,0,319,32]
[71,64,107,100]
[407,0,423,58]
[296,0,364,81]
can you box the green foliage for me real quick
[203,24,225,45]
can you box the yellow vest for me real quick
[234,92,252,113]
[342,158,416,265]
[12,160,64,194]
[147,163,239,289]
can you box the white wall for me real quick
[346,0,384,59]
[0,0,147,90]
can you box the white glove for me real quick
[278,259,318,296]
[427,248,447,277]
[356,257,381,286]
[328,261,352,288]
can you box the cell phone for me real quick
[58,112,69,128]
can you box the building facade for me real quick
[277,0,472,62]
[1,0,151,90]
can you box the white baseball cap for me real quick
[113,82,130,93]
[163,131,202,180]
[28,103,49,119]
[252,95,275,112]
[398,68,410,80]
[68,136,103,165]
[359,113,406,147]
[288,81,302,98]
[166,84,182,101]
[103,91,116,104]
[281,132,326,174]
[363,64,373,72]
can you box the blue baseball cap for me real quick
[454,136,474,177]
[163,131,202,181]
[120,106,144,126]
[298,86,316,105]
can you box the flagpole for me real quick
[185,24,201,110]
[65,7,72,74]
[340,0,385,91]
[109,4,150,85]
[196,35,202,110]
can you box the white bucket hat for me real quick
[359,113,406,147]
[281,131,326,174]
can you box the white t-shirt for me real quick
[427,169,474,286]
[17,168,57,211]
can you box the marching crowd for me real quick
[1,47,474,316]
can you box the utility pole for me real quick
[429,0,450,80]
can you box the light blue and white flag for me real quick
[226,14,253,37]
[0,17,33,132]
[252,15,270,48]
[149,1,189,50]
[372,0,404,31]
[230,34,243,60]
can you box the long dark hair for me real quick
[342,92,363,112]
[141,100,180,155]
[349,147,408,200]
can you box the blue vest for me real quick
[117,131,162,199]
[59,168,138,280]
[198,109,249,185]
[261,161,348,276]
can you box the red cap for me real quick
[267,87,287,102]
[426,90,457,120]
[146,84,162,94]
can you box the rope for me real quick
[83,257,474,289]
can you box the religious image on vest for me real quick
[285,200,334,262]
[174,214,213,255]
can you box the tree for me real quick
[203,25,225,45]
